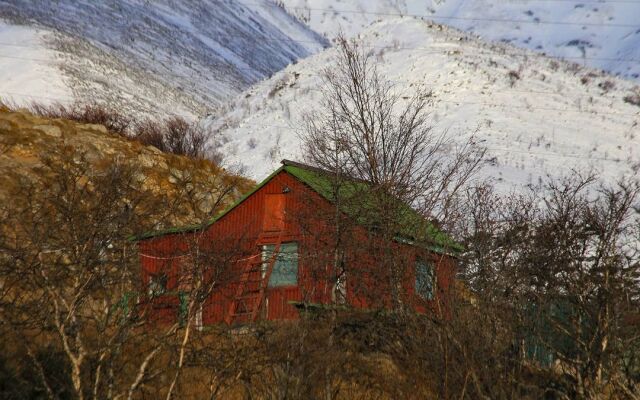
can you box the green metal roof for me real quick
[133,160,462,254]
[282,162,462,253]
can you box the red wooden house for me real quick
[135,160,460,325]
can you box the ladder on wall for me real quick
[225,231,284,325]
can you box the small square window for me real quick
[148,273,168,297]
[262,242,298,287]
[415,261,435,300]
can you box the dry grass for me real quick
[0,99,217,161]
[26,101,132,135]
[623,90,640,107]
[132,116,216,161]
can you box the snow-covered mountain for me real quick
[279,0,640,81]
[1,1,637,193]
[0,0,327,118]
[211,18,640,191]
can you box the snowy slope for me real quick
[0,0,327,118]
[211,18,640,191]
[279,0,640,81]
[0,22,73,104]
[277,0,411,37]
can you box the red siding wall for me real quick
[138,233,193,324]
[138,170,457,325]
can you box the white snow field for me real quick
[0,0,327,118]
[278,0,640,81]
[211,18,640,191]
[0,21,73,105]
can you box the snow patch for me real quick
[0,22,72,104]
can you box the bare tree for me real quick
[282,36,488,400]
[0,146,246,399]
[0,151,161,399]
[302,36,484,221]
[458,174,640,399]
[300,36,484,310]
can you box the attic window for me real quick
[148,273,168,297]
[415,261,435,300]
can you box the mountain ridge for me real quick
[0,0,328,118]
[279,0,640,81]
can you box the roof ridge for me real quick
[281,159,331,175]
[281,159,370,184]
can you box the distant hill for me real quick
[279,0,640,81]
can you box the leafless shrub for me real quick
[133,119,166,150]
[27,101,131,135]
[565,62,583,75]
[508,70,521,87]
[267,76,289,98]
[133,117,214,160]
[165,117,210,159]
[580,72,598,85]
[457,175,640,399]
[598,79,616,92]
[2,100,219,162]
[623,88,640,107]
[0,140,246,399]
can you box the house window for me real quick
[148,273,168,297]
[262,242,298,287]
[415,261,435,300]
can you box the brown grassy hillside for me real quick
[0,106,252,232]
[0,107,259,400]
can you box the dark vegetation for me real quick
[134,116,216,161]
[507,69,521,87]
[624,88,640,107]
[1,163,637,399]
[28,102,132,135]
[598,79,616,92]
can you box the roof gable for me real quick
[133,165,286,241]
[134,160,462,254]
[281,161,462,253]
